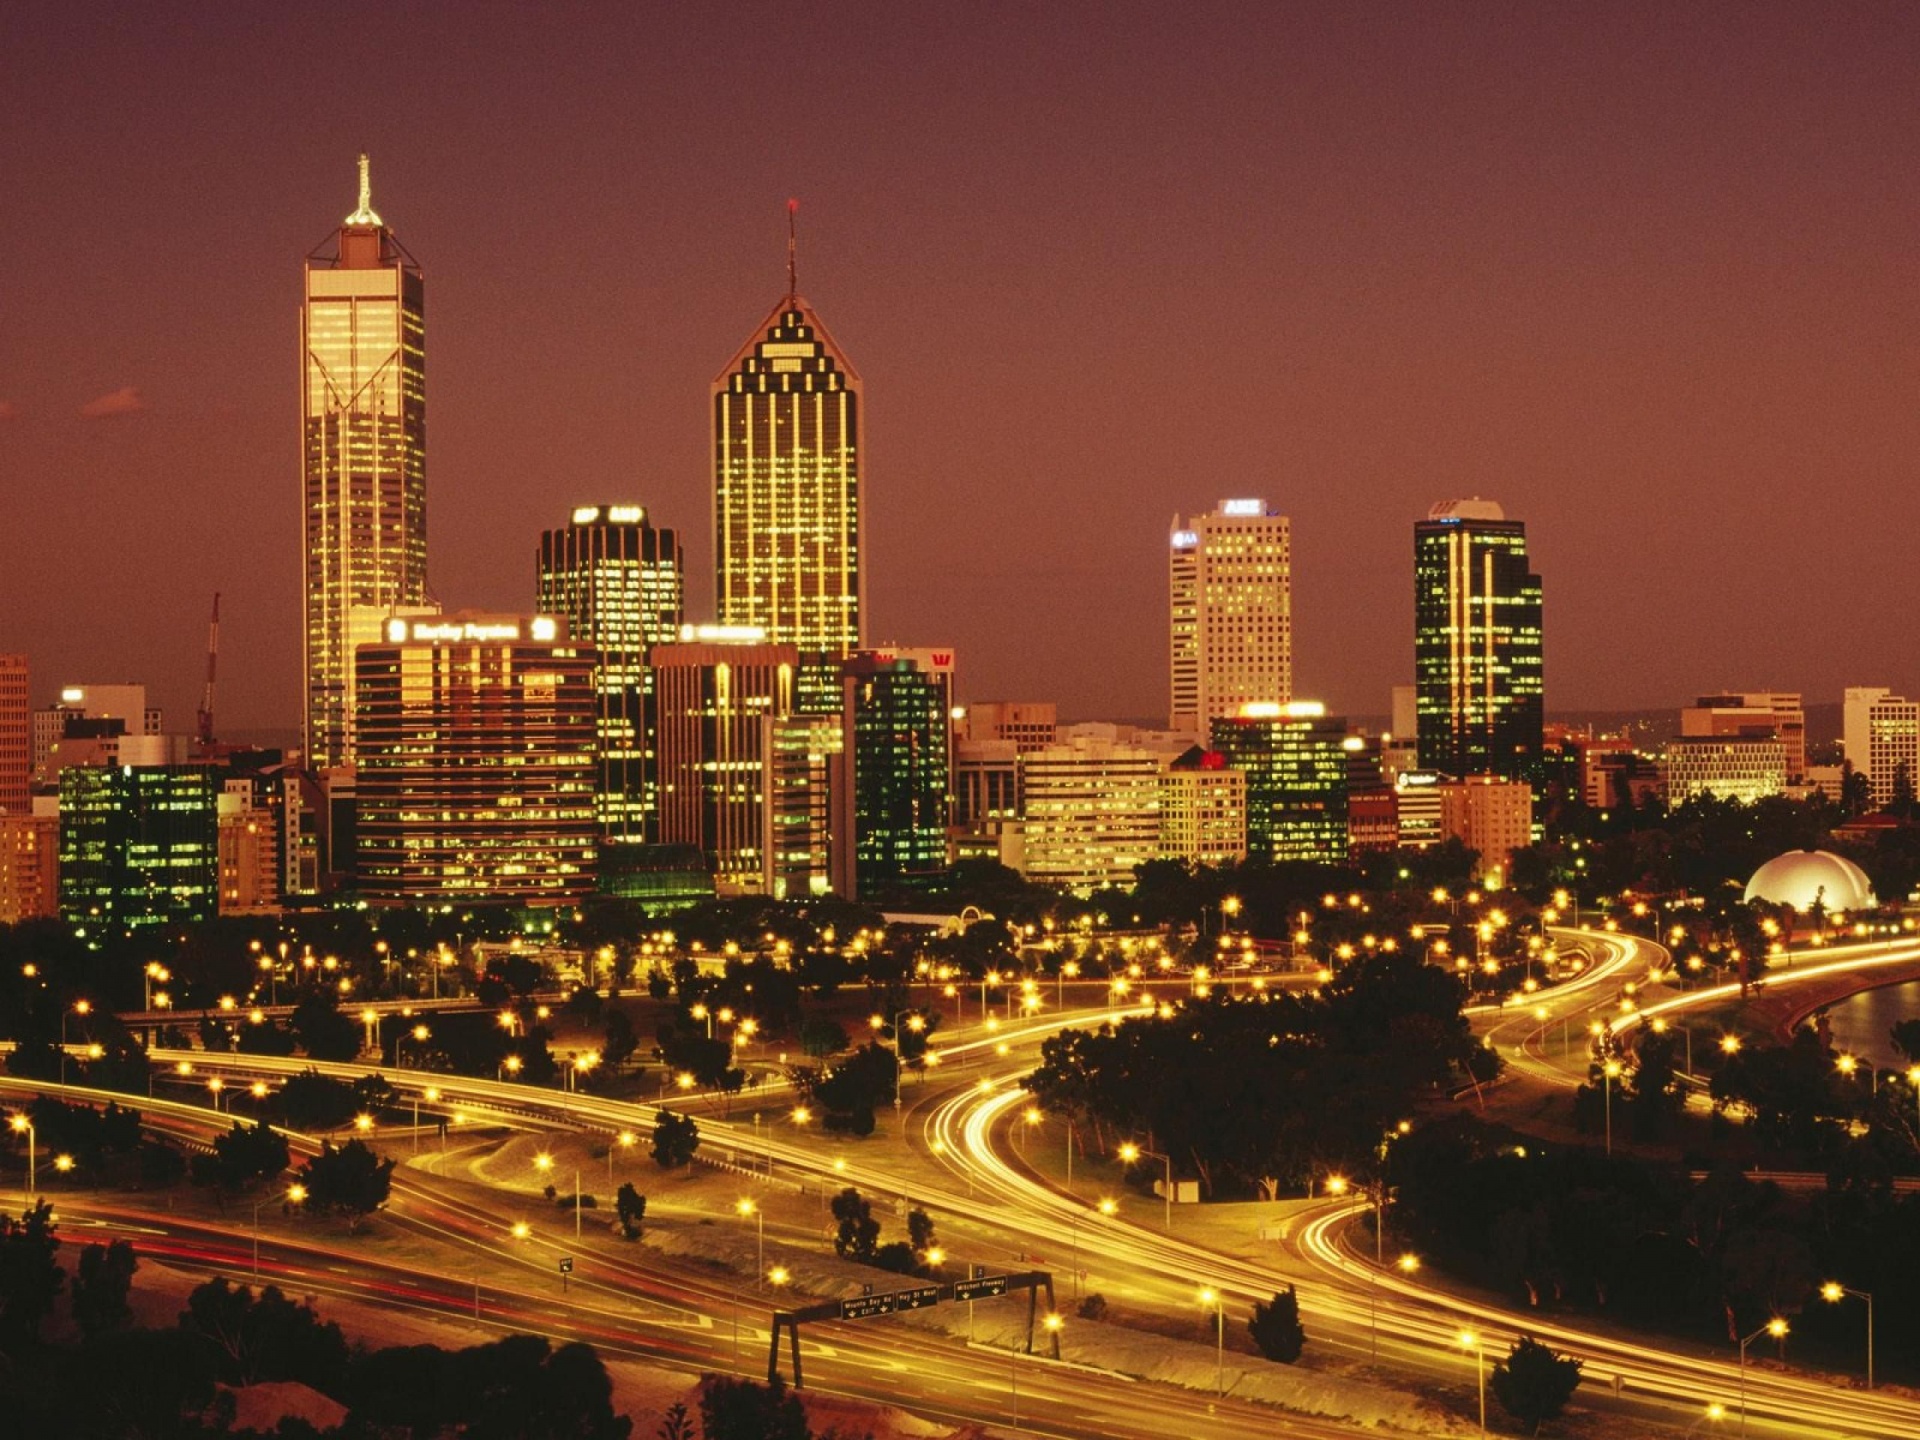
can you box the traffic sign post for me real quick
[559,1256,573,1294]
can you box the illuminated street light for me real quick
[1820,1282,1874,1390]
[1737,1319,1788,1434]
[1457,1330,1486,1436]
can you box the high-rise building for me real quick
[537,505,685,843]
[1436,777,1534,886]
[1157,749,1248,868]
[714,220,862,713]
[765,716,841,900]
[1662,736,1788,807]
[652,632,799,892]
[830,650,954,900]
[303,156,428,769]
[32,684,164,787]
[960,702,1058,754]
[354,612,597,906]
[1211,702,1349,864]
[0,654,26,816]
[0,810,58,923]
[1019,736,1162,893]
[1169,500,1291,736]
[1842,688,1920,808]
[1413,499,1543,780]
[59,764,219,933]
[1680,693,1805,784]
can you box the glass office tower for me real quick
[302,155,427,768]
[538,506,684,843]
[713,266,862,714]
[1414,500,1544,781]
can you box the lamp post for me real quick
[61,999,91,1084]
[411,1087,440,1154]
[609,1130,636,1185]
[1737,1317,1788,1434]
[1820,1282,1873,1390]
[737,1198,764,1286]
[1118,1142,1172,1230]
[1602,1058,1622,1155]
[9,1113,35,1202]
[1198,1287,1225,1396]
[1457,1330,1486,1436]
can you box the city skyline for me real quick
[7,5,1920,733]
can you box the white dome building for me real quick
[1742,850,1876,914]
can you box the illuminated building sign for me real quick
[1170,530,1199,549]
[1220,498,1265,517]
[383,618,562,645]
[679,624,768,644]
[571,507,601,524]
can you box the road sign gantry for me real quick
[768,1270,1055,1387]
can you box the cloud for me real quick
[78,386,146,419]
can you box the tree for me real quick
[296,1138,395,1231]
[655,1401,695,1440]
[179,1277,351,1389]
[0,1200,63,1350]
[275,1068,364,1130]
[288,992,362,1061]
[70,1239,136,1338]
[602,1008,639,1072]
[651,1110,700,1171]
[615,1183,647,1239]
[830,1187,879,1262]
[1491,1334,1583,1433]
[799,1016,848,1057]
[1247,1285,1306,1362]
[193,1119,291,1192]
[907,1206,937,1256]
[699,1374,810,1440]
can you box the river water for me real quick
[1821,978,1920,1067]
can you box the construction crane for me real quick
[196,592,221,749]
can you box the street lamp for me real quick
[737,1198,764,1285]
[1737,1317,1787,1434]
[1457,1330,1486,1436]
[1820,1281,1873,1390]
[1602,1058,1622,1155]
[1198,1287,1225,1396]
[61,999,92,1084]
[251,1183,304,1277]
[353,1113,375,1135]
[411,1087,440,1153]
[610,1130,637,1185]
[1117,1142,1172,1230]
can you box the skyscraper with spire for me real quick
[301,155,427,770]
[713,203,863,711]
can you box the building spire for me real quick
[345,152,384,228]
[786,198,798,304]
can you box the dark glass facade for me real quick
[1210,706,1349,864]
[831,651,953,899]
[1414,506,1544,780]
[537,506,684,844]
[58,764,219,932]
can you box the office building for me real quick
[652,632,799,892]
[1681,693,1804,784]
[0,810,58,923]
[1170,499,1291,736]
[1662,736,1788,807]
[1436,777,1533,886]
[538,505,685,843]
[713,226,862,713]
[766,716,840,900]
[1413,499,1544,780]
[32,684,163,787]
[303,156,428,768]
[0,654,25,816]
[1395,772,1445,849]
[58,764,219,932]
[1019,736,1162,893]
[830,649,955,899]
[1347,788,1399,855]
[1843,688,1920,809]
[1211,702,1348,864]
[954,738,1021,826]
[960,702,1057,754]
[1157,749,1248,868]
[217,800,281,915]
[354,613,597,906]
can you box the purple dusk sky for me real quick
[3,3,1918,733]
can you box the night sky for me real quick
[4,3,1918,733]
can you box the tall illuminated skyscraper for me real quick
[302,155,427,769]
[713,207,862,711]
[538,505,684,843]
[1413,499,1544,780]
[1169,499,1291,737]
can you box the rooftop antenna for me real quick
[346,152,383,227]
[787,198,799,304]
